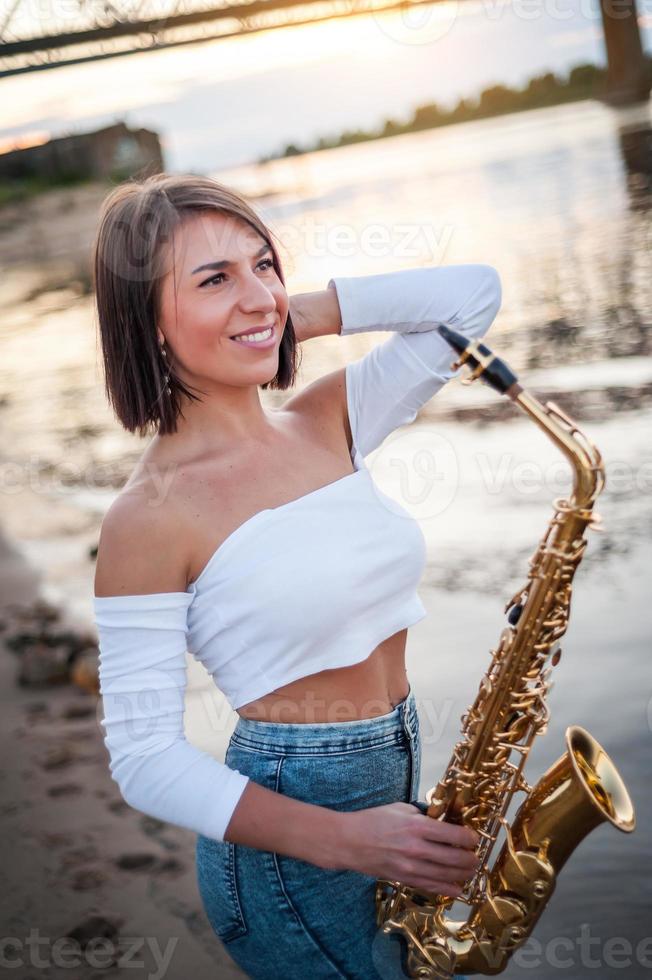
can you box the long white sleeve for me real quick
[94,591,249,842]
[328,263,502,458]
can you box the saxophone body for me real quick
[375,329,636,978]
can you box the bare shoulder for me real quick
[94,485,189,598]
[284,365,352,453]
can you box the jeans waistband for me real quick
[230,688,418,754]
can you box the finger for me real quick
[411,861,473,887]
[399,853,477,887]
[420,819,479,850]
[413,841,480,872]
[401,878,464,898]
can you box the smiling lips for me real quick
[230,325,276,348]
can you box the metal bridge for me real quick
[1,0,650,104]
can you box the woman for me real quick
[92,172,502,979]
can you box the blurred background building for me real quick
[0,122,163,183]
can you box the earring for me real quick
[160,340,172,396]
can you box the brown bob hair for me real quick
[92,172,300,437]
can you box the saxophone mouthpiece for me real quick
[437,324,471,354]
[437,324,521,397]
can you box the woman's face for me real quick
[157,210,288,390]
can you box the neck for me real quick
[161,380,279,455]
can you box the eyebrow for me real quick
[191,243,273,276]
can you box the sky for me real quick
[2,0,651,170]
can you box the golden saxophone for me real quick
[375,326,636,978]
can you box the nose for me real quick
[237,267,277,315]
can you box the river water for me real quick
[1,97,651,977]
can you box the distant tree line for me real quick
[258,59,652,163]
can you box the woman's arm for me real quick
[289,264,501,346]
[290,264,502,460]
[94,500,344,858]
[289,286,342,342]
[226,784,480,897]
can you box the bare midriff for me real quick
[235,628,410,724]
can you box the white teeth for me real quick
[233,327,273,343]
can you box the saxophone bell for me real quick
[455,725,636,976]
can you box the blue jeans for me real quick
[195,689,467,979]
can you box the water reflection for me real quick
[1,99,652,489]
[506,108,652,378]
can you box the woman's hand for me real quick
[333,802,480,896]
[289,287,342,343]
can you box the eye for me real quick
[200,257,274,288]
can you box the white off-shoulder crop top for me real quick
[93,262,502,842]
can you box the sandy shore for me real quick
[0,527,247,980]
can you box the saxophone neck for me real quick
[510,388,605,511]
[436,326,605,510]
